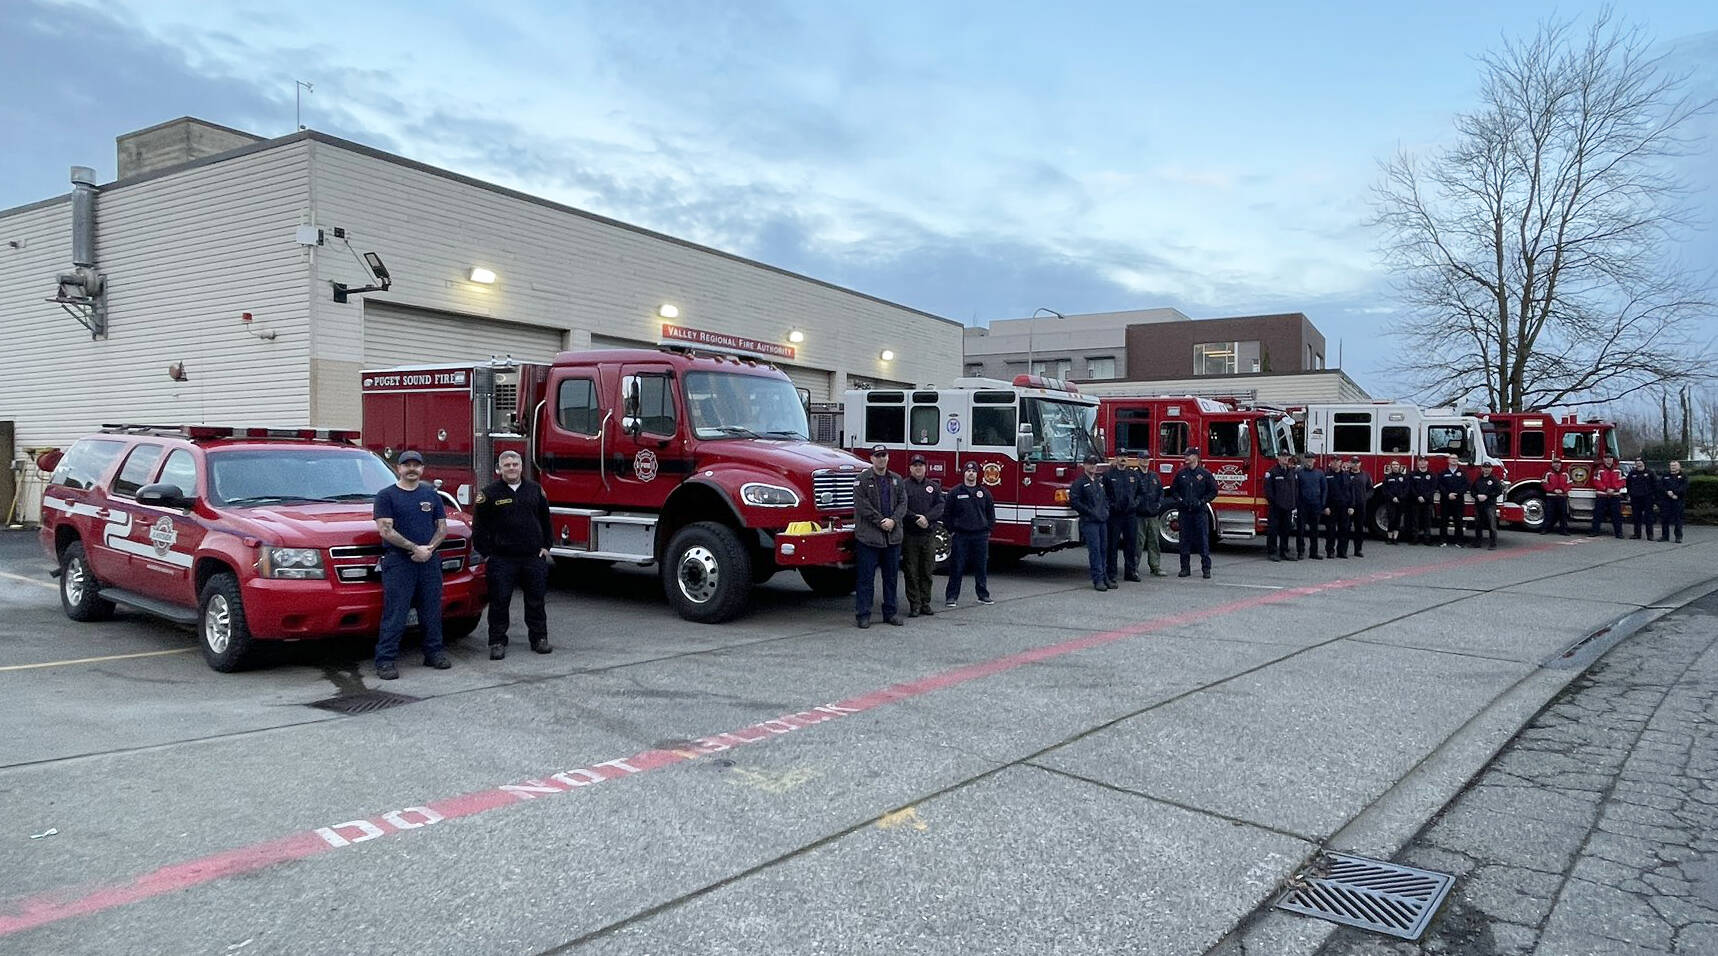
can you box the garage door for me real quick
[363,303,565,367]
[779,364,832,402]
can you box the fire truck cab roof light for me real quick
[97,424,361,443]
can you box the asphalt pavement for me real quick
[1,526,1715,955]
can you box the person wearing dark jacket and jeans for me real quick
[1263,450,1297,562]
[1659,461,1687,543]
[943,461,997,607]
[1380,461,1408,544]
[1436,460,1469,547]
[1408,457,1437,544]
[1103,455,1142,584]
[1627,459,1659,540]
[1131,456,1168,577]
[1069,454,1111,590]
[1321,459,1348,557]
[1172,451,1220,578]
[1295,452,1326,559]
[1344,457,1370,558]
[852,445,908,628]
[900,454,946,617]
[1471,462,1504,549]
[473,450,554,659]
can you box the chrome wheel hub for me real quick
[676,546,720,605]
[204,593,232,655]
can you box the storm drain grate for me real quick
[308,690,421,715]
[1274,852,1455,940]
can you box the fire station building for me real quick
[0,117,962,513]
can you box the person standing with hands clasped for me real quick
[944,461,996,608]
[1103,454,1142,584]
[853,445,907,628]
[1542,459,1572,535]
[1263,449,1297,562]
[1591,455,1626,538]
[473,450,553,660]
[1408,456,1437,545]
[1436,457,1470,547]
[1130,456,1169,577]
[1172,451,1219,578]
[1659,461,1687,544]
[1070,454,1111,591]
[1627,458,1659,540]
[372,450,450,681]
[1471,461,1504,549]
[1381,461,1408,544]
[900,454,945,617]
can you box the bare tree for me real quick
[1375,11,1714,411]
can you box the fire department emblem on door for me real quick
[149,517,178,557]
[1214,463,1245,493]
[634,449,659,482]
[981,462,1002,487]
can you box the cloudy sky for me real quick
[3,0,1714,394]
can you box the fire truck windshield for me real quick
[1562,428,1619,460]
[685,371,811,440]
[1022,398,1098,463]
[208,448,400,506]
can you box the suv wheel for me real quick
[198,572,257,672]
[59,541,115,622]
[662,522,752,624]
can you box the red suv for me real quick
[37,425,485,671]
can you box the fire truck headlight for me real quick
[264,547,326,579]
[740,482,801,508]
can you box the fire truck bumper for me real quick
[241,571,486,639]
[1028,516,1081,550]
[771,523,855,567]
[1499,502,1525,524]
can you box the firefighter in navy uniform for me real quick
[1069,454,1111,591]
[473,450,554,659]
[1542,459,1573,535]
[1171,450,1220,578]
[1130,456,1169,577]
[1263,450,1297,562]
[1380,461,1409,544]
[1408,456,1438,545]
[1103,454,1142,584]
[943,461,997,607]
[1321,456,1347,558]
[900,454,946,617]
[1659,461,1688,544]
[1470,461,1505,549]
[1295,452,1325,560]
[1436,458,1470,547]
[1344,457,1370,558]
[372,450,450,681]
[1627,458,1659,540]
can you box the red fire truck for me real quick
[1095,395,1297,548]
[1293,402,1524,533]
[842,375,1100,563]
[362,349,865,623]
[1476,411,1622,529]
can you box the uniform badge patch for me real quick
[420,501,433,512]
[475,491,486,504]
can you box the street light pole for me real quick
[1030,307,1064,376]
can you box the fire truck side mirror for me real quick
[620,375,642,437]
[136,483,193,510]
[1016,423,1034,457]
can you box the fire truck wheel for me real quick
[663,522,752,624]
[1367,499,1388,538]
[1157,507,1183,550]
[799,566,857,596]
[1512,491,1547,531]
[59,540,115,622]
[444,616,482,641]
[197,572,257,672]
[932,525,953,572]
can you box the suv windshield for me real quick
[685,371,810,440]
[1022,398,1098,462]
[208,448,400,506]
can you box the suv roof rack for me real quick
[99,424,361,443]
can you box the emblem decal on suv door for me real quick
[149,516,178,557]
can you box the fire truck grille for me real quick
[330,537,467,559]
[812,470,856,511]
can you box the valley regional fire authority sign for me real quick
[659,324,796,361]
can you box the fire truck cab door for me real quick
[1201,418,1252,500]
[614,364,685,510]
[538,367,607,515]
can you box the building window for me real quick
[1031,359,1071,379]
[1193,342,1238,376]
[1085,357,1116,379]
[964,363,984,377]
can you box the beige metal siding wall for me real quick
[362,301,565,367]
[307,141,960,425]
[1,142,313,456]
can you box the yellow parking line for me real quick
[0,648,197,671]
[0,571,57,591]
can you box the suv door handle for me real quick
[94,508,111,519]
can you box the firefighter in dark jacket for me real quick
[1659,461,1687,544]
[943,461,997,607]
[1103,454,1142,584]
[1627,459,1659,540]
[1171,450,1220,578]
[1344,457,1370,558]
[473,450,554,659]
[1069,454,1111,590]
[1470,461,1505,549]
[1319,457,1346,558]
[1295,452,1326,559]
[1436,458,1470,547]
[852,445,908,628]
[1380,460,1408,544]
[1263,450,1297,562]
[1542,459,1573,535]
[1408,456,1438,545]
[900,454,946,617]
[1131,456,1169,577]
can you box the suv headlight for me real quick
[261,546,326,579]
[740,482,801,508]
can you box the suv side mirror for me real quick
[1016,423,1035,457]
[137,482,193,510]
[620,375,642,436]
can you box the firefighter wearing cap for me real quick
[944,461,997,607]
[852,445,908,628]
[1069,453,1110,590]
[1542,459,1572,535]
[371,450,450,680]
[1343,456,1370,558]
[1170,450,1219,578]
[1436,456,1470,547]
[1380,460,1408,544]
[1471,461,1504,549]
[1626,459,1659,540]
[1590,455,1625,538]
[1103,454,1142,584]
[1263,449,1297,562]
[1408,456,1437,544]
[1129,455,1169,576]
[900,454,946,617]
[1296,452,1326,559]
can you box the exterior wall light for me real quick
[879,349,896,362]
[468,267,496,284]
[658,303,680,319]
[788,329,806,344]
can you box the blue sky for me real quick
[3,0,1714,395]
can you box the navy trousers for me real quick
[486,554,549,646]
[376,553,444,666]
[944,532,990,603]
[1179,508,1211,573]
[1631,498,1656,538]
[1107,513,1139,579]
[1660,501,1684,542]
[1080,520,1107,584]
[854,542,900,621]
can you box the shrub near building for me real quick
[1687,475,1718,524]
